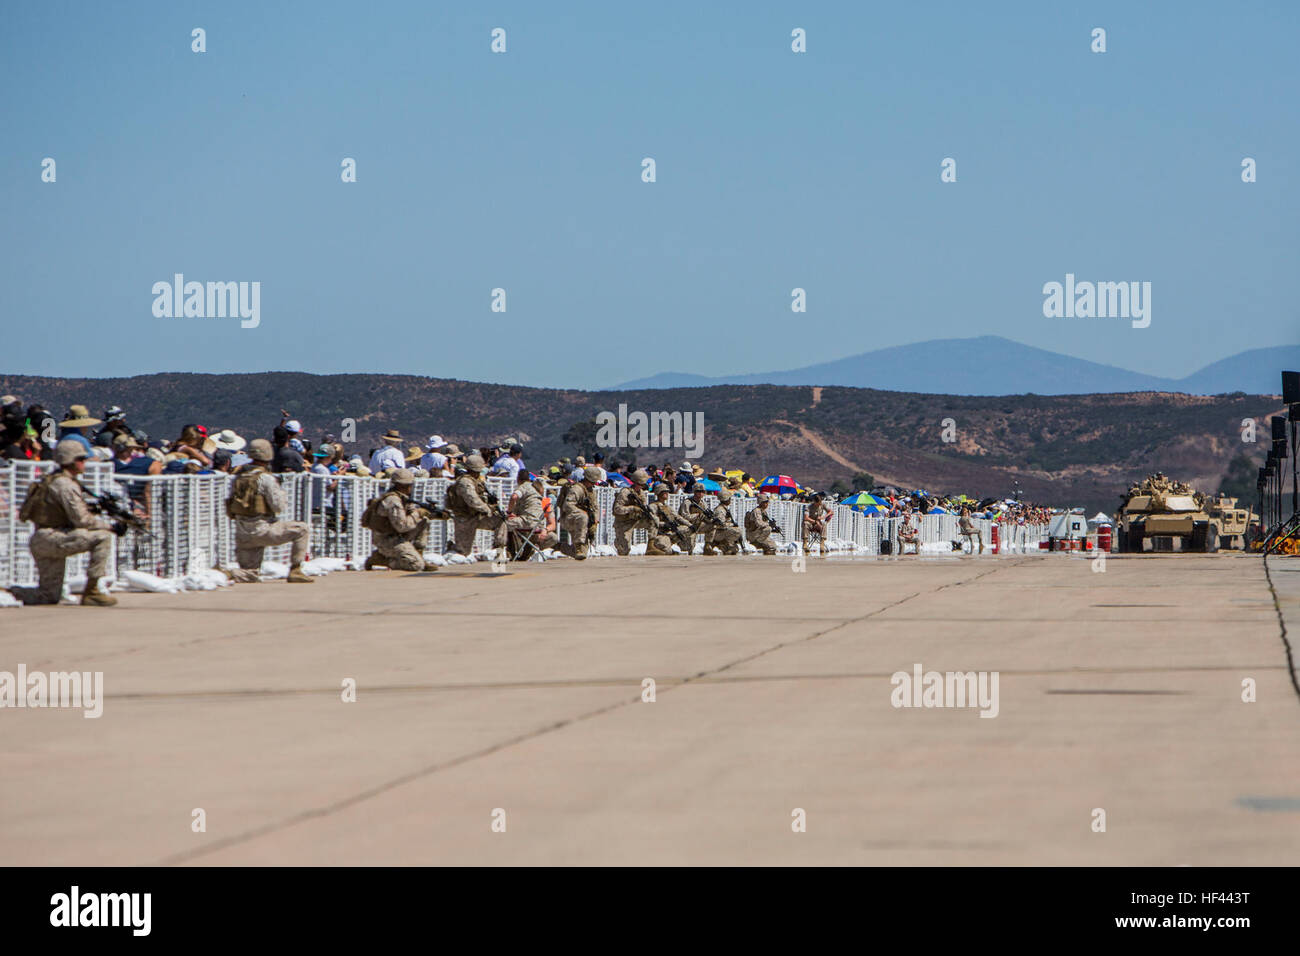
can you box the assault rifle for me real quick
[633,495,693,552]
[761,509,784,538]
[685,498,726,531]
[83,489,152,538]
[410,498,451,520]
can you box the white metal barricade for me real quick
[1,459,1061,589]
[2,461,121,588]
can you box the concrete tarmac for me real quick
[3,550,1299,865]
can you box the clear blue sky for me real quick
[3,0,1296,389]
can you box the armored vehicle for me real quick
[1114,473,1250,553]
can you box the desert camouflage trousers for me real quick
[704,524,742,555]
[746,527,777,554]
[613,518,654,556]
[372,521,430,571]
[561,511,592,559]
[229,517,310,583]
[19,527,114,604]
[451,513,506,556]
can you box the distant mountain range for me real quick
[612,336,1300,396]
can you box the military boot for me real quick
[81,577,118,606]
[286,564,314,583]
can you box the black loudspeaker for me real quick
[1283,370,1300,405]
[1271,416,1288,453]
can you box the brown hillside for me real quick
[0,372,1280,513]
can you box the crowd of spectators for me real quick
[0,394,1056,530]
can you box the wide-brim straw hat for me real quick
[380,429,404,444]
[60,404,101,427]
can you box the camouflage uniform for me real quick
[225,442,312,583]
[19,469,116,605]
[744,498,779,555]
[611,470,654,555]
[803,500,830,554]
[958,512,984,554]
[647,485,690,555]
[679,494,711,553]
[560,469,600,560]
[683,490,741,555]
[707,489,743,555]
[367,484,430,571]
[446,457,506,556]
[507,481,559,554]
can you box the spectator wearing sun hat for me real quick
[419,435,447,474]
[58,405,101,454]
[368,429,405,475]
[211,429,247,453]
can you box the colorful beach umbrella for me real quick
[759,475,799,497]
[840,492,889,513]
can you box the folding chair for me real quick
[508,527,546,562]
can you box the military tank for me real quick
[1114,473,1252,553]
